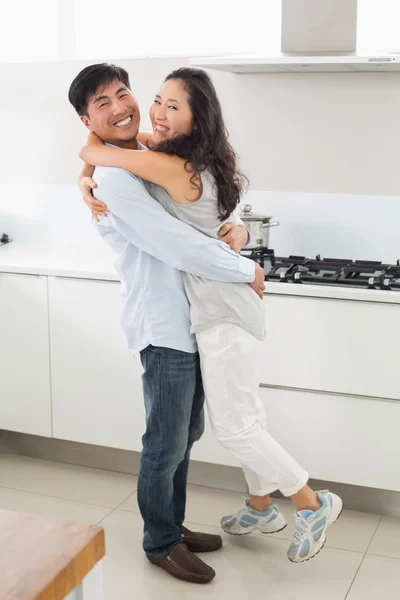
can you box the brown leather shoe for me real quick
[146,542,215,583]
[182,526,223,553]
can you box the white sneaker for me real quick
[287,490,343,563]
[221,498,288,536]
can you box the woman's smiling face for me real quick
[149,79,194,142]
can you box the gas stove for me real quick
[240,248,400,291]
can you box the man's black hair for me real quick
[68,63,131,116]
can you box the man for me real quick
[68,63,264,584]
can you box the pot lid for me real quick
[239,204,273,222]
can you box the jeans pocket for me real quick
[164,350,199,383]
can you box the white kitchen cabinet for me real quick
[261,294,400,400]
[260,386,400,492]
[0,273,52,436]
[48,276,145,451]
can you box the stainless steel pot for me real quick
[239,204,280,249]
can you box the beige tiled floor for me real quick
[0,452,398,599]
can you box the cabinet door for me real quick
[259,386,400,492]
[0,273,51,436]
[261,294,400,400]
[48,277,145,451]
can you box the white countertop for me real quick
[0,242,119,281]
[1,241,400,304]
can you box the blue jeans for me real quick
[138,345,205,557]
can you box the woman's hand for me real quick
[249,263,266,300]
[218,223,248,252]
[79,176,108,222]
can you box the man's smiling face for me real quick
[81,79,140,148]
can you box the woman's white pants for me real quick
[196,323,308,497]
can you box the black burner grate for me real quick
[240,248,400,291]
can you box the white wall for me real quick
[0,56,399,195]
[247,190,400,262]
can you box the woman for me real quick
[78,67,342,563]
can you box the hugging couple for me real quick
[68,62,342,584]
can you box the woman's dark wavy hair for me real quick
[150,67,248,221]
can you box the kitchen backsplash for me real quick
[247,190,400,262]
[1,184,400,262]
[0,184,104,251]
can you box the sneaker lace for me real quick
[293,515,311,545]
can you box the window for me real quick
[357,0,400,52]
[74,0,282,58]
[1,0,281,62]
[0,1,60,62]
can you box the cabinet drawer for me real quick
[261,294,400,400]
[260,386,400,491]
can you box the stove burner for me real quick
[380,264,400,290]
[338,261,390,289]
[240,248,400,291]
[240,247,275,269]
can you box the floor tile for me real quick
[118,483,245,527]
[117,489,138,512]
[367,516,400,559]
[0,485,111,523]
[100,509,362,600]
[0,453,137,507]
[270,499,381,553]
[346,554,400,599]
[184,485,246,527]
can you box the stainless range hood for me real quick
[189,52,400,74]
[189,0,400,74]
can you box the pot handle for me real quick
[262,220,280,229]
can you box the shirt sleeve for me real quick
[91,216,128,254]
[94,169,255,283]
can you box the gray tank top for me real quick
[147,171,265,340]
